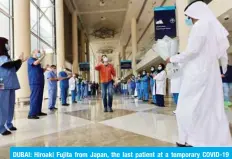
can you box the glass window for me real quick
[0,12,9,39]
[0,0,9,14]
[30,0,56,57]
[0,0,13,57]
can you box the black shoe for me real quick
[73,101,77,103]
[109,108,114,113]
[1,130,11,136]
[176,142,186,147]
[9,126,17,131]
[104,109,108,112]
[53,107,58,110]
[62,104,69,106]
[28,116,40,119]
[38,112,47,116]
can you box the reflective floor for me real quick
[1,95,232,158]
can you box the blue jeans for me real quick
[223,83,232,102]
[152,95,156,104]
[101,81,113,108]
[173,93,179,105]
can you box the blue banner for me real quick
[79,62,90,71]
[121,60,132,69]
[154,6,177,40]
[10,147,232,159]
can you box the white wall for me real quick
[209,0,232,17]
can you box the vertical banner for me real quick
[154,6,177,41]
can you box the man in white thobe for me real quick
[167,1,232,146]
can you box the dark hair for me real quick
[50,65,56,68]
[0,37,9,58]
[102,54,107,58]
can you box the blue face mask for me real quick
[36,53,41,58]
[185,17,193,26]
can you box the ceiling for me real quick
[72,0,176,61]
[68,0,232,60]
[73,0,130,61]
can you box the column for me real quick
[81,31,86,62]
[14,0,31,99]
[72,11,78,74]
[120,45,126,60]
[55,0,65,71]
[176,0,190,52]
[131,17,137,76]
[117,52,121,79]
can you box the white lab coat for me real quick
[152,70,166,95]
[69,77,76,91]
[170,2,231,146]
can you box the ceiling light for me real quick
[224,15,230,21]
[100,0,105,6]
[101,16,106,20]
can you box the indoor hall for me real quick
[0,0,232,158]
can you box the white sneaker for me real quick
[173,110,176,114]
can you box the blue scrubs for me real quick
[59,71,69,105]
[149,74,157,104]
[0,55,21,133]
[28,57,44,116]
[141,75,149,101]
[46,71,57,109]
[76,79,82,101]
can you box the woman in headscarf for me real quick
[167,1,232,146]
[153,63,166,107]
[0,37,27,136]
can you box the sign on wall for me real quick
[120,60,132,69]
[79,62,90,71]
[154,6,177,41]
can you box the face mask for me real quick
[103,57,108,62]
[36,53,41,58]
[151,68,154,71]
[63,69,66,71]
[5,43,10,51]
[185,17,193,26]
[143,72,146,75]
[158,66,162,70]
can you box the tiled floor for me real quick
[1,95,232,159]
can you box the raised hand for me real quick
[22,56,29,62]
[18,52,24,60]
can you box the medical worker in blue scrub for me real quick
[47,65,60,110]
[28,49,48,119]
[0,37,27,136]
[150,66,157,104]
[141,70,149,101]
[59,67,71,106]
[76,75,82,101]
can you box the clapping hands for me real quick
[18,52,29,62]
